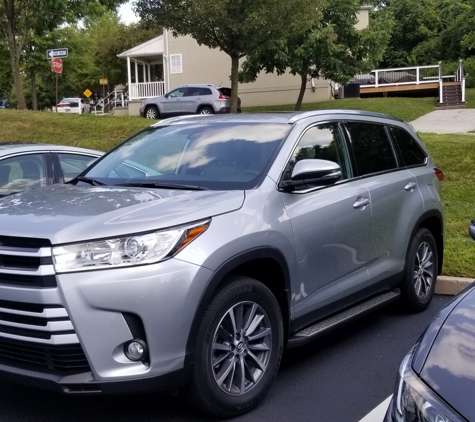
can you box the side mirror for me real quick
[469,220,475,241]
[279,159,341,191]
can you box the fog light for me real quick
[124,339,148,362]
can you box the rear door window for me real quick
[344,122,397,176]
[57,153,98,182]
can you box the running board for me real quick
[287,289,400,348]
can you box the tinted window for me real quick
[168,88,186,98]
[58,153,98,182]
[290,123,351,180]
[218,88,231,97]
[345,122,397,176]
[390,127,427,166]
[85,123,290,190]
[0,154,46,197]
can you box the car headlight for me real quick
[52,219,210,273]
[390,346,460,422]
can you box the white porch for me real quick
[117,35,167,103]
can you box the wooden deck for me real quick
[360,82,439,95]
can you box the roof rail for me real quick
[288,109,403,123]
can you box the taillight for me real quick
[219,94,230,99]
[434,168,444,181]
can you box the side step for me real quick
[287,289,400,348]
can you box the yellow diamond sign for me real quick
[83,89,92,98]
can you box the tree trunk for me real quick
[230,55,240,113]
[4,26,27,109]
[31,70,38,111]
[294,73,308,111]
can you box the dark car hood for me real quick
[420,284,475,421]
[0,184,244,244]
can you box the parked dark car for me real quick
[384,220,475,421]
[0,100,10,109]
[0,142,102,197]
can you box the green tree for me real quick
[0,0,125,109]
[240,1,394,110]
[134,0,320,112]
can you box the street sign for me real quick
[51,58,63,73]
[47,48,68,59]
[84,89,92,98]
[99,78,108,85]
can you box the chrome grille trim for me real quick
[0,332,79,345]
[0,266,55,276]
[0,247,52,257]
[0,306,68,318]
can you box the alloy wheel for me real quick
[413,241,434,299]
[211,301,272,396]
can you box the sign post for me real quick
[47,48,67,113]
[51,58,63,113]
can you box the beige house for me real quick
[117,6,370,116]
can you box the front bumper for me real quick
[0,258,213,393]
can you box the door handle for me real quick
[405,181,417,192]
[353,197,370,209]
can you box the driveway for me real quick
[410,109,475,134]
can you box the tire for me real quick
[400,228,438,312]
[199,106,214,115]
[145,106,159,119]
[185,275,283,418]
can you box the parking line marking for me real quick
[358,395,392,422]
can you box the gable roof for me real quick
[117,35,164,58]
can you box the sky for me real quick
[118,1,140,24]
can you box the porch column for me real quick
[143,62,146,82]
[135,59,139,83]
[127,56,132,99]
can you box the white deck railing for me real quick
[354,64,441,88]
[130,82,165,100]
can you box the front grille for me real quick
[0,236,57,288]
[0,337,90,373]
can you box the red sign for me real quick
[52,58,63,73]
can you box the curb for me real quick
[436,276,474,296]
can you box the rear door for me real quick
[181,87,206,113]
[281,122,371,319]
[343,121,423,286]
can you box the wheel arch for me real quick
[411,210,444,275]
[184,247,291,370]
[196,104,215,114]
[145,104,160,118]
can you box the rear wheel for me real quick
[400,228,438,312]
[145,106,159,119]
[186,275,283,418]
[199,106,214,115]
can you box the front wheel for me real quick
[186,275,283,418]
[145,106,159,119]
[400,228,438,312]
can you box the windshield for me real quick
[83,122,290,190]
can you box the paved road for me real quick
[411,109,475,134]
[0,295,451,422]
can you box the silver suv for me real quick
[0,111,444,418]
[139,84,241,119]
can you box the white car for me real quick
[56,98,90,114]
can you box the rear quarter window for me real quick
[390,127,427,167]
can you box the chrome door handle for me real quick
[353,197,370,209]
[405,181,417,192]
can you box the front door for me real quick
[161,87,186,114]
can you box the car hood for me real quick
[419,284,475,421]
[0,184,244,244]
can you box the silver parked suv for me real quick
[0,111,444,418]
[139,84,241,119]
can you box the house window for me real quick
[170,54,182,74]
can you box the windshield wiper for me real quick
[74,176,107,186]
[115,182,209,191]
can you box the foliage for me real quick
[240,1,394,110]
[0,0,126,109]
[373,0,475,67]
[134,0,320,112]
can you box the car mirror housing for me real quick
[279,159,342,191]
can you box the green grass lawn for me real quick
[421,133,475,278]
[1,95,475,277]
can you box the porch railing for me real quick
[354,64,440,88]
[130,81,165,100]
